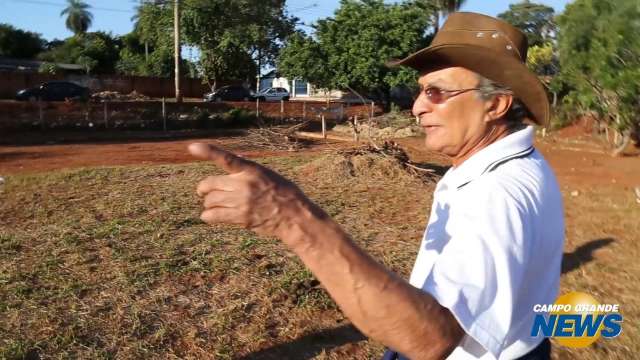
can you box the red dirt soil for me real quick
[1,130,639,190]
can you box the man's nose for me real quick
[412,92,432,121]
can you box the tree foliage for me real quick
[38,32,121,74]
[277,32,331,89]
[278,0,433,103]
[556,0,639,139]
[526,43,556,76]
[498,0,555,47]
[181,0,297,85]
[60,0,93,35]
[115,30,175,77]
[0,23,46,59]
[129,1,295,85]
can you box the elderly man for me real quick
[189,12,564,360]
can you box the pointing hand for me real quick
[188,143,312,238]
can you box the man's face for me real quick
[412,67,490,157]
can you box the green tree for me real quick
[38,32,121,74]
[278,0,433,106]
[0,23,46,58]
[127,2,205,78]
[526,43,555,75]
[60,0,93,35]
[38,62,59,74]
[498,0,555,47]
[180,0,297,88]
[277,32,332,90]
[556,0,640,153]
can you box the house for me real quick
[257,70,343,99]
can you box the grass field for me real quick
[1,149,638,359]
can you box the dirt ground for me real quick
[1,124,639,359]
[1,127,639,190]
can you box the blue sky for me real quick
[0,0,572,41]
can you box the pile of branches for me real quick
[243,120,311,151]
[339,140,441,182]
[91,90,151,102]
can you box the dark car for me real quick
[16,81,91,102]
[204,85,254,102]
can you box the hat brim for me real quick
[388,44,549,127]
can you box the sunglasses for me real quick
[418,86,481,104]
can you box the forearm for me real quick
[276,200,463,359]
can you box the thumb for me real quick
[188,143,250,174]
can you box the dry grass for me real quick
[0,151,638,359]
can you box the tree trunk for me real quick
[611,130,630,157]
[174,0,182,103]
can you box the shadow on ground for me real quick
[562,237,615,274]
[237,324,367,360]
[411,162,450,177]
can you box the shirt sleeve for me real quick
[419,183,531,358]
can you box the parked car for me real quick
[256,87,290,102]
[15,81,90,102]
[204,85,254,102]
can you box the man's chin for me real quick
[423,137,445,153]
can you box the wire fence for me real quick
[0,99,380,132]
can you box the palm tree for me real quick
[60,0,93,35]
[434,0,467,34]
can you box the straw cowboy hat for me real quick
[388,12,549,127]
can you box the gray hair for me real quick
[475,74,529,129]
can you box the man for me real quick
[188,12,564,360]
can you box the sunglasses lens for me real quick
[426,87,443,104]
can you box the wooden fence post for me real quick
[85,102,90,126]
[256,98,260,118]
[162,97,167,131]
[321,115,326,139]
[103,101,108,129]
[302,101,306,120]
[354,115,359,142]
[280,99,284,123]
[39,100,44,130]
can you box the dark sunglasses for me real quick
[417,86,481,104]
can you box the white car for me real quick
[256,87,290,101]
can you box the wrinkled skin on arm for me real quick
[189,143,464,359]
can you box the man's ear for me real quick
[484,94,513,122]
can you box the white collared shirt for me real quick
[408,126,564,359]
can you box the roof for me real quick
[258,69,278,79]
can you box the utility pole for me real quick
[174,0,182,102]
[141,0,149,63]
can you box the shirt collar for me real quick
[441,126,535,190]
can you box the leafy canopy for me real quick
[278,0,433,99]
[181,0,297,84]
[38,32,121,74]
[556,0,640,131]
[60,0,93,35]
[498,0,555,47]
[130,1,296,84]
[0,23,46,59]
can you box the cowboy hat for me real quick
[388,12,549,127]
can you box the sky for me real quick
[1,0,573,42]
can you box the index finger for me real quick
[188,143,252,174]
